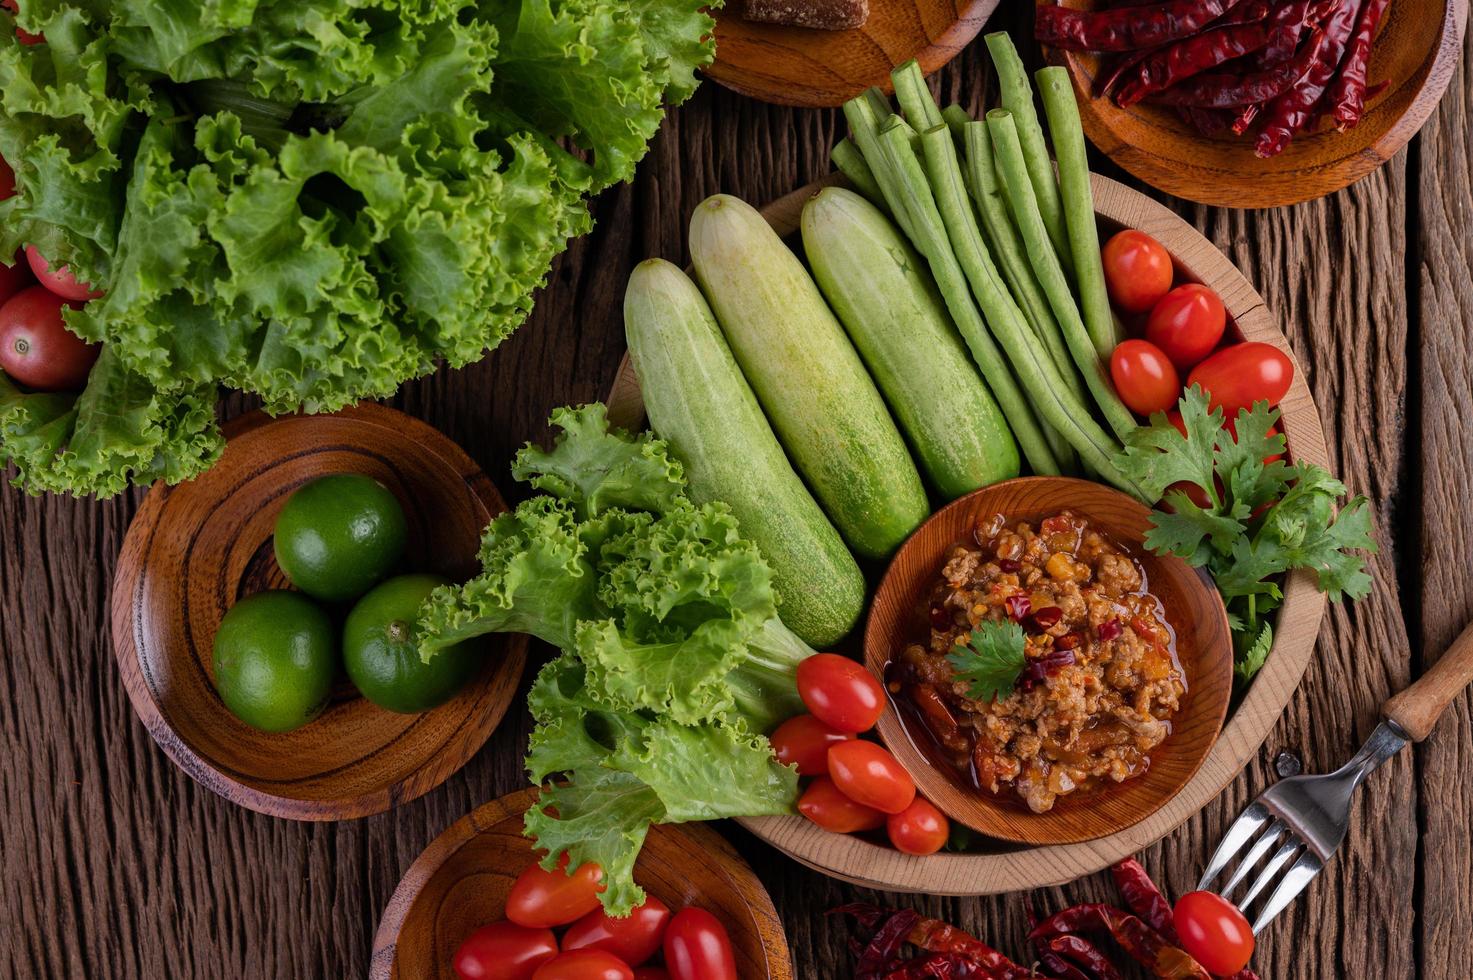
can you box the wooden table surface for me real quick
[3,12,1470,979]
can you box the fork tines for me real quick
[1196,801,1329,934]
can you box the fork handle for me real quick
[1383,618,1473,741]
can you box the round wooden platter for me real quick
[606,172,1329,894]
[370,787,794,980]
[110,403,527,822]
[704,0,1001,107]
[1049,0,1468,208]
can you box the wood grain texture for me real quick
[370,788,792,980]
[110,404,528,821]
[706,0,1001,107]
[0,8,1465,978]
[1050,0,1469,207]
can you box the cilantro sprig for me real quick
[947,620,1027,702]
[1114,386,1377,683]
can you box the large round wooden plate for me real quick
[705,0,1001,107]
[370,787,793,980]
[1049,0,1468,208]
[606,173,1329,894]
[110,403,527,821]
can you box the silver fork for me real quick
[1198,619,1473,933]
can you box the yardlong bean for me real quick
[831,137,887,210]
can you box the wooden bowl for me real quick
[704,0,1001,107]
[866,477,1233,845]
[110,403,527,821]
[369,788,794,980]
[1049,0,1468,207]
[607,170,1329,893]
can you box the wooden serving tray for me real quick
[606,173,1329,895]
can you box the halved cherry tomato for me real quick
[796,653,884,733]
[1188,342,1294,416]
[25,246,101,302]
[797,776,885,833]
[768,714,852,776]
[1102,229,1174,313]
[827,740,916,815]
[1109,339,1180,416]
[663,907,737,980]
[506,856,606,929]
[885,797,949,855]
[1145,284,1226,371]
[1,0,41,44]
[1173,891,1255,975]
[531,950,633,980]
[563,895,669,967]
[0,285,96,391]
[453,921,559,980]
[631,970,669,980]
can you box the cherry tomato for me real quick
[1173,891,1255,975]
[506,856,606,929]
[25,246,101,302]
[796,653,885,733]
[1,0,41,44]
[0,250,34,307]
[885,797,949,855]
[768,714,852,775]
[632,970,669,980]
[563,895,669,967]
[1102,229,1174,314]
[0,285,96,391]
[663,907,737,980]
[827,740,916,815]
[1109,339,1180,416]
[453,921,560,980]
[0,154,13,199]
[1145,284,1226,371]
[531,950,633,980]
[1188,342,1294,416]
[797,776,885,833]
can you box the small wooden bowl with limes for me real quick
[110,403,527,821]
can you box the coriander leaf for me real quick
[1115,385,1222,503]
[947,620,1026,703]
[1144,490,1245,566]
[1217,401,1292,511]
[1234,619,1274,684]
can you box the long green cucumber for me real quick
[800,187,1019,500]
[623,259,865,646]
[689,194,929,560]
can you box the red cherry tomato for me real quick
[1110,339,1181,416]
[0,250,34,307]
[827,740,916,815]
[632,970,669,980]
[797,776,886,833]
[25,245,101,302]
[1188,342,1294,416]
[1145,284,1226,371]
[796,653,884,733]
[1,0,41,44]
[1102,229,1174,314]
[506,856,606,930]
[885,797,949,855]
[531,950,633,980]
[453,921,560,980]
[0,285,96,391]
[768,714,852,776]
[0,154,14,199]
[1173,891,1255,975]
[663,907,737,980]
[562,895,669,967]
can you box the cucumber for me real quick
[689,194,929,560]
[623,259,865,646]
[801,187,1020,499]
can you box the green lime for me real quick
[342,574,483,714]
[274,473,408,602]
[212,591,336,733]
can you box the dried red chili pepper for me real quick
[1231,102,1261,133]
[906,916,1035,979]
[1261,0,1312,64]
[1005,593,1032,622]
[1098,619,1123,642]
[1254,0,1360,157]
[1150,29,1327,108]
[1039,953,1093,980]
[1028,606,1063,631]
[1116,23,1274,106]
[1029,904,1213,979]
[1325,0,1391,130]
[1111,859,1179,939]
[1048,934,1127,979]
[881,951,1006,978]
[1035,0,1251,53]
[841,906,921,979]
[1176,105,1237,135]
